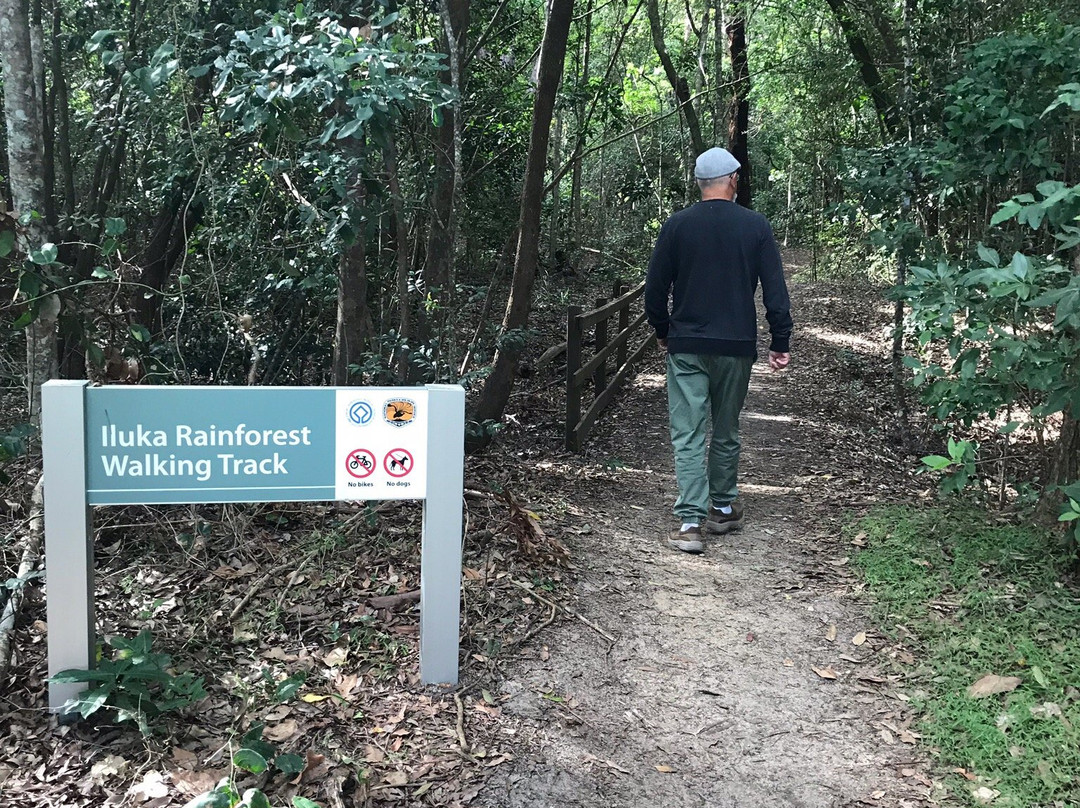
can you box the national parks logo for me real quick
[384,398,416,427]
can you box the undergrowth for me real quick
[853,506,1080,808]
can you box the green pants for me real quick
[666,352,753,521]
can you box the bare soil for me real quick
[476,253,935,808]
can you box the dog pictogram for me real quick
[383,448,414,477]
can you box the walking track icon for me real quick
[348,400,374,426]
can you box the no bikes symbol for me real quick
[345,448,376,478]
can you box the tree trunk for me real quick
[332,165,375,386]
[647,0,706,159]
[713,0,724,142]
[726,8,752,208]
[384,136,413,382]
[1,0,57,420]
[469,0,576,440]
[422,0,470,321]
[131,183,201,335]
[822,0,899,138]
[569,0,592,251]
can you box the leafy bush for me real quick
[48,630,206,735]
[182,724,318,808]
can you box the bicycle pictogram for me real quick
[345,448,376,478]
[383,448,414,477]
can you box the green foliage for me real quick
[47,631,206,735]
[211,6,452,147]
[0,423,35,484]
[920,437,977,494]
[182,780,321,808]
[182,725,316,808]
[853,507,1080,807]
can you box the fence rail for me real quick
[565,280,654,452]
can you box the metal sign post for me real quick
[42,381,465,712]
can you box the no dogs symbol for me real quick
[383,449,414,477]
[345,449,376,478]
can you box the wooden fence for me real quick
[565,280,654,452]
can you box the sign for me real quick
[84,388,430,504]
[42,382,464,712]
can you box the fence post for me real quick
[593,297,608,397]
[566,306,583,451]
[615,281,629,369]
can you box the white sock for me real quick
[681,522,699,532]
[713,504,732,515]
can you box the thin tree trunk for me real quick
[726,8,751,208]
[713,0,724,142]
[384,136,413,382]
[569,0,592,251]
[422,0,470,325]
[333,161,375,386]
[470,0,576,439]
[647,0,706,158]
[2,0,57,420]
[821,0,898,138]
[549,111,564,263]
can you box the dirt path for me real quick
[478,265,930,808]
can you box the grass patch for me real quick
[853,506,1080,807]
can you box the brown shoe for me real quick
[705,500,744,534]
[668,525,704,554]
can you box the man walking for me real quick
[645,147,792,554]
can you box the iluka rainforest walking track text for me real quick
[98,423,313,482]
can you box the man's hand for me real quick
[768,351,790,371]
[657,337,668,350]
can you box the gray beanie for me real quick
[694,147,741,179]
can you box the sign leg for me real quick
[420,385,465,684]
[42,380,94,712]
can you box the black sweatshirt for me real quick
[644,199,792,357]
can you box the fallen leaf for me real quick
[812,666,838,680]
[539,645,550,661]
[827,557,849,566]
[384,771,408,787]
[871,790,885,799]
[852,632,867,646]
[972,786,1000,803]
[172,768,225,798]
[128,771,169,802]
[879,728,894,744]
[655,764,674,773]
[364,745,385,763]
[90,755,129,784]
[851,531,867,546]
[291,750,326,785]
[968,674,1022,698]
[825,624,837,642]
[263,719,299,742]
[783,658,794,667]
[335,673,360,699]
[302,693,331,703]
[322,646,348,668]
[170,749,198,769]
